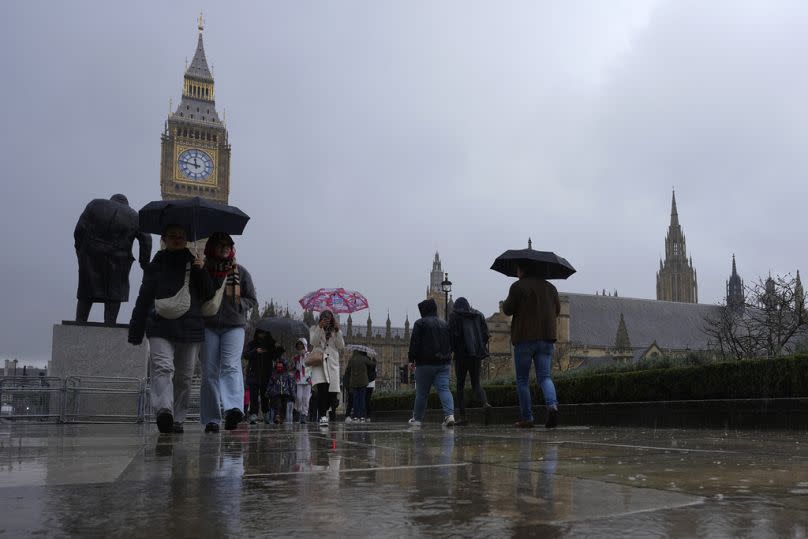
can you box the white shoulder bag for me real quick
[154,263,191,320]
[201,276,228,317]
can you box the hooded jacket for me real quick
[502,277,560,344]
[128,249,216,344]
[449,297,490,360]
[408,299,452,365]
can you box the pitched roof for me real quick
[186,33,213,82]
[566,293,720,350]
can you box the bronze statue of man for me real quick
[74,194,152,325]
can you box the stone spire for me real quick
[430,251,443,293]
[656,190,698,303]
[172,14,220,122]
[346,314,353,338]
[385,311,392,339]
[186,13,214,83]
[796,270,805,317]
[614,313,632,352]
[726,254,744,313]
[366,314,372,339]
[670,189,679,227]
[404,314,410,340]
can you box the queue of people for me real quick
[129,225,561,433]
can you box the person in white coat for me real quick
[309,310,345,425]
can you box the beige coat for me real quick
[309,325,345,393]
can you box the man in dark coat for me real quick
[74,194,152,324]
[449,297,491,425]
[502,264,561,429]
[408,298,455,427]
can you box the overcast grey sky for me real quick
[2,1,807,366]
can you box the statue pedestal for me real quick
[50,322,149,379]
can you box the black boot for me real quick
[156,410,174,434]
[545,408,559,429]
[224,408,244,430]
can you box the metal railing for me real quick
[1,376,149,423]
[0,376,64,421]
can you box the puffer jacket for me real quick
[408,298,451,365]
[128,249,216,344]
[449,297,490,360]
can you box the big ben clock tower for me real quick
[160,14,231,203]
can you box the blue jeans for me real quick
[513,340,558,422]
[201,327,245,425]
[352,387,366,418]
[412,363,454,421]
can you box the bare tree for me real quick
[705,273,807,359]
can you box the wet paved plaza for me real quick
[1,421,807,538]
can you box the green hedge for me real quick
[372,355,808,411]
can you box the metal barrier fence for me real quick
[63,376,146,423]
[0,376,64,421]
[1,376,151,423]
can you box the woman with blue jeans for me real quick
[200,233,257,432]
[502,265,561,428]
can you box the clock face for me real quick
[178,149,214,181]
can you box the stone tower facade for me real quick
[726,255,744,312]
[426,252,450,319]
[160,15,231,204]
[656,191,698,303]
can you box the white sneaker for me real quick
[345,417,353,423]
[409,419,422,428]
[359,418,366,423]
[408,417,416,424]
[443,415,455,427]
[319,416,329,426]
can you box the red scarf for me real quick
[204,243,236,279]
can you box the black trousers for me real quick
[76,299,121,325]
[455,357,488,415]
[314,383,332,419]
[248,383,270,415]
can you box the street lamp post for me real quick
[441,272,452,321]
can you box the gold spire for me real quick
[198,11,204,33]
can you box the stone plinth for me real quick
[50,322,148,379]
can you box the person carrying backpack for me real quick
[449,297,491,425]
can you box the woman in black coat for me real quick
[128,224,215,434]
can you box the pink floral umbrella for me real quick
[298,288,369,314]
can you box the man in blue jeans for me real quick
[502,264,561,428]
[408,298,455,427]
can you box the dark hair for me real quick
[517,263,536,278]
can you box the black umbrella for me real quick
[491,239,576,279]
[255,317,310,354]
[138,197,249,241]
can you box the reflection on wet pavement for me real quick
[1,422,807,537]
